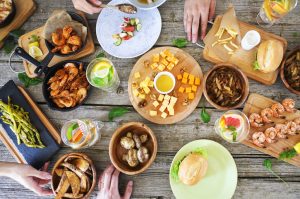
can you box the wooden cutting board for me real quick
[18,12,95,78]
[203,15,288,86]
[128,47,203,124]
[242,93,300,167]
[0,81,61,168]
[0,0,36,44]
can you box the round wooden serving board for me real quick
[128,47,203,124]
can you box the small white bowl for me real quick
[241,30,261,51]
[154,71,176,94]
[128,0,167,10]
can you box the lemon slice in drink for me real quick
[294,142,300,154]
[92,62,112,78]
[29,46,43,58]
[221,130,234,142]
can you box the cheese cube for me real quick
[188,74,195,80]
[173,58,179,65]
[134,72,141,79]
[159,105,167,112]
[133,89,139,97]
[145,77,151,84]
[153,101,159,108]
[148,81,154,87]
[164,94,171,101]
[161,59,169,66]
[188,92,195,100]
[166,56,174,63]
[178,86,185,93]
[186,87,192,93]
[150,110,157,117]
[167,106,175,116]
[170,96,178,105]
[189,78,194,85]
[140,81,148,88]
[182,78,188,84]
[138,94,146,99]
[143,86,150,94]
[151,63,158,70]
[192,85,197,92]
[158,64,166,71]
[152,54,160,63]
[167,63,175,71]
[164,49,172,57]
[160,50,167,58]
[162,100,169,106]
[195,77,201,85]
[158,94,164,102]
[177,74,183,80]
[161,112,168,118]
[183,72,189,79]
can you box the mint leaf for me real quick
[279,148,297,160]
[96,51,106,58]
[18,73,43,88]
[263,159,288,186]
[200,106,211,123]
[108,107,130,121]
[232,131,237,142]
[172,38,188,48]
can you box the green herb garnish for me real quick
[96,51,106,58]
[2,29,25,54]
[227,126,237,142]
[172,38,188,48]
[279,148,297,160]
[200,106,211,123]
[263,159,288,186]
[108,107,130,121]
[29,34,39,43]
[18,73,43,88]
[253,60,260,70]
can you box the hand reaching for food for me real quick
[72,0,102,15]
[97,164,133,199]
[184,0,216,42]
[0,162,53,196]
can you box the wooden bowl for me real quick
[203,63,249,110]
[109,122,157,175]
[280,46,300,96]
[51,153,96,199]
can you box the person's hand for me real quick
[8,162,53,196]
[97,164,133,199]
[184,0,216,42]
[72,0,102,14]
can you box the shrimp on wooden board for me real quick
[249,113,264,128]
[261,108,274,124]
[60,45,72,54]
[63,26,73,39]
[294,117,300,132]
[67,35,82,47]
[52,32,66,46]
[275,124,288,139]
[264,127,277,143]
[282,98,296,113]
[252,132,266,148]
[285,121,298,135]
[271,103,285,119]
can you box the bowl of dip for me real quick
[154,71,176,94]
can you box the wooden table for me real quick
[0,0,300,198]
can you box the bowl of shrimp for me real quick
[42,60,90,111]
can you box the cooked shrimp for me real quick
[63,26,73,39]
[249,113,264,128]
[294,117,300,133]
[76,88,87,103]
[67,35,82,47]
[66,67,79,82]
[51,46,62,53]
[275,124,288,139]
[261,108,274,123]
[51,32,66,46]
[60,45,72,54]
[50,89,60,97]
[271,103,285,118]
[264,127,277,143]
[285,121,297,135]
[50,81,60,91]
[59,74,68,87]
[252,132,266,148]
[282,98,296,113]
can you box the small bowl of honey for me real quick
[154,71,176,94]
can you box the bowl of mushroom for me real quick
[109,122,157,175]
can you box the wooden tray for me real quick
[242,93,300,167]
[0,85,61,166]
[0,0,36,44]
[18,12,95,78]
[203,15,288,85]
[128,47,203,124]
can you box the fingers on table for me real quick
[200,9,209,40]
[110,169,120,192]
[27,178,53,196]
[123,181,133,199]
[89,0,102,6]
[209,0,216,21]
[77,0,102,14]
[102,164,115,191]
[31,169,52,180]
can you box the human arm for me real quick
[0,162,53,196]
[72,0,102,14]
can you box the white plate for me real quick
[96,0,162,58]
[128,0,167,10]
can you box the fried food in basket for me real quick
[54,155,93,199]
[48,62,89,108]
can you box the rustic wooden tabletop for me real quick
[0,0,300,198]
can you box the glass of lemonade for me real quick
[86,58,120,92]
[61,119,103,149]
[214,110,250,143]
[256,0,298,27]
